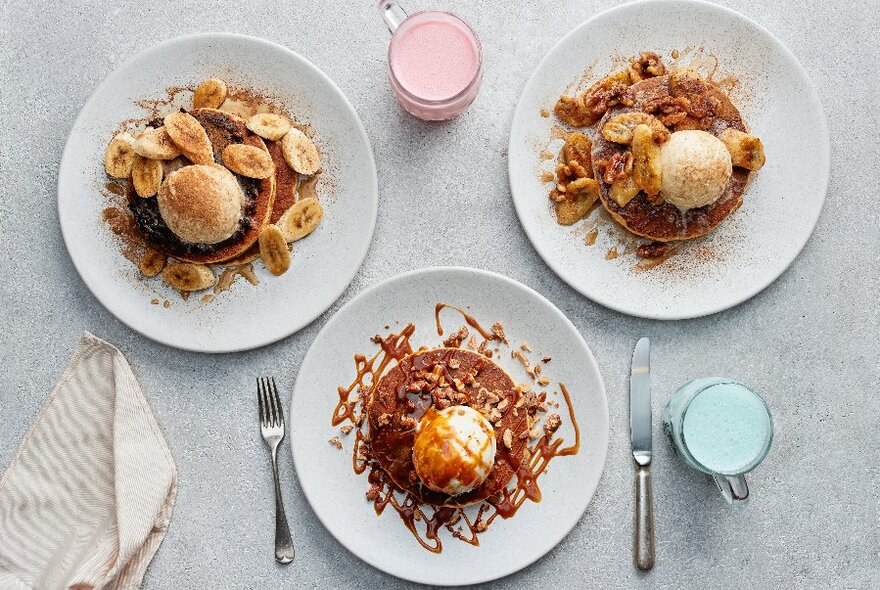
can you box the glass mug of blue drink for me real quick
[663,378,773,507]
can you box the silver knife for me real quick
[630,337,655,571]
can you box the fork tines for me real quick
[257,377,284,428]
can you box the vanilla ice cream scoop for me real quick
[412,405,496,496]
[660,130,733,210]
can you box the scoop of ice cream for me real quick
[412,405,496,496]
[157,164,244,244]
[660,130,732,210]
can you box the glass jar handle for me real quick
[714,474,749,508]
[378,0,408,33]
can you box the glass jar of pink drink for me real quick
[378,1,483,121]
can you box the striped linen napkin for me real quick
[0,333,177,589]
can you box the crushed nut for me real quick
[597,150,634,184]
[544,414,562,435]
[491,322,508,343]
[537,376,550,386]
[443,325,470,348]
[329,436,343,449]
[378,413,391,427]
[340,425,354,435]
[502,428,513,449]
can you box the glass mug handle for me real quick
[378,0,408,33]
[714,474,749,507]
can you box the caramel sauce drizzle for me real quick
[333,306,581,553]
[434,303,497,341]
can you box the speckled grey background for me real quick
[1,0,878,588]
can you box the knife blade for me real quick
[630,337,652,465]
[630,337,655,571]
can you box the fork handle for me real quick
[271,447,295,564]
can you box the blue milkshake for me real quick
[663,378,773,505]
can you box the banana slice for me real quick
[193,78,228,109]
[277,197,323,242]
[246,113,292,141]
[133,126,181,160]
[164,112,214,165]
[131,155,163,198]
[162,263,216,291]
[140,247,167,277]
[280,128,320,175]
[104,132,136,178]
[222,144,275,179]
[259,225,291,276]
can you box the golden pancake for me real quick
[592,74,750,242]
[128,108,275,264]
[366,348,529,508]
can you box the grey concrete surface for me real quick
[1,0,878,588]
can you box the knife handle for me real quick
[634,463,655,571]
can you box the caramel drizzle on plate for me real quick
[332,304,581,553]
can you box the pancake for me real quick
[592,74,750,242]
[366,348,529,508]
[129,108,275,264]
[217,138,299,266]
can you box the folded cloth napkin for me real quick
[0,333,177,589]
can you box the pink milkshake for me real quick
[379,2,482,120]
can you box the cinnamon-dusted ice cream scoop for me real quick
[157,164,244,244]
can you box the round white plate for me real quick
[58,33,377,352]
[509,0,829,320]
[290,267,608,585]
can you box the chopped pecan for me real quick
[442,325,470,348]
[597,150,634,184]
[580,71,633,125]
[562,132,593,178]
[554,94,593,127]
[544,414,562,435]
[628,52,666,82]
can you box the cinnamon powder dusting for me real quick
[332,304,581,553]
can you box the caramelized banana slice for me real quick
[164,112,214,165]
[133,126,181,160]
[193,78,228,109]
[602,112,669,144]
[280,128,321,175]
[631,124,662,196]
[609,175,641,207]
[222,144,275,179]
[277,197,323,242]
[562,132,593,179]
[719,128,765,170]
[162,263,215,291]
[131,155,163,198]
[247,113,292,141]
[554,178,599,225]
[104,132,137,178]
[139,247,167,277]
[259,225,291,276]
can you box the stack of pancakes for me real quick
[129,108,299,265]
[366,348,530,508]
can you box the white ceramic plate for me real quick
[509,0,829,320]
[58,33,377,352]
[290,267,608,585]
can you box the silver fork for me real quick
[257,377,295,564]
